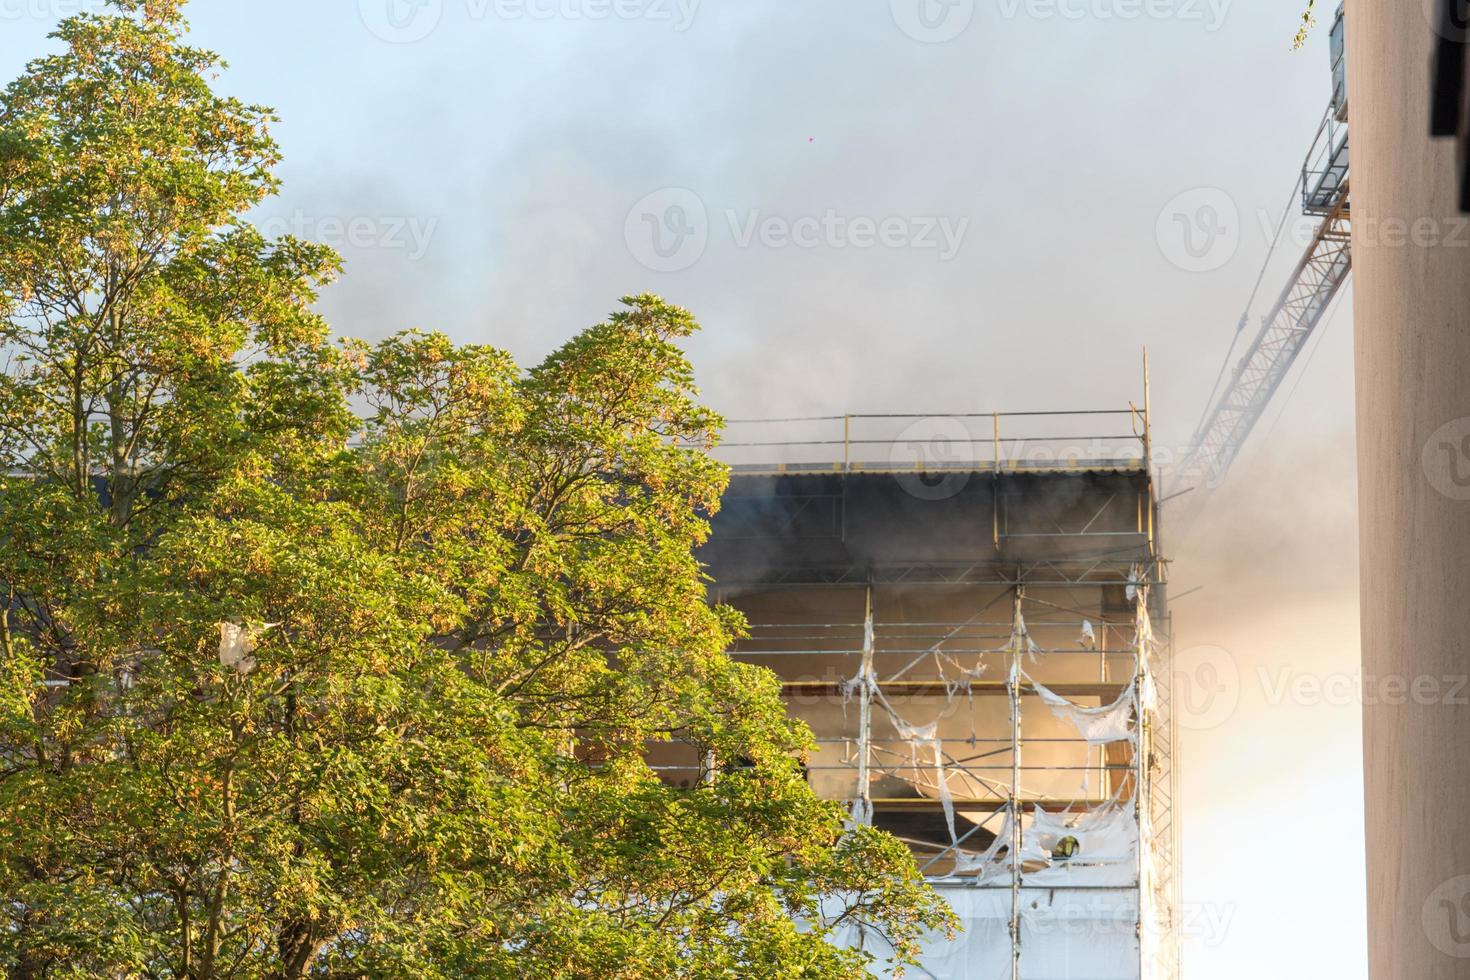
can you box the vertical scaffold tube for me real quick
[857,586,874,824]
[1136,584,1150,980]
[1010,586,1024,980]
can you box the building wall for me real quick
[700,467,1176,977]
[1347,2,1470,976]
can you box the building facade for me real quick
[697,411,1179,978]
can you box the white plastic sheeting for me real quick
[840,888,1012,979]
[1022,804,1140,887]
[831,886,1140,980]
[872,681,963,844]
[1017,887,1141,980]
[1028,675,1138,747]
[1080,619,1097,650]
[842,663,969,844]
[891,719,958,844]
[218,622,258,675]
[953,807,1049,887]
[826,577,1165,979]
[943,797,1138,890]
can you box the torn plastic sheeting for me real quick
[955,803,1138,889]
[1139,667,1159,714]
[945,810,1015,884]
[841,667,969,847]
[948,848,998,878]
[1015,609,1041,661]
[1022,804,1140,887]
[1027,674,1137,746]
[949,807,1051,886]
[837,659,877,709]
[866,683,967,846]
[218,622,258,675]
[940,658,987,700]
[1080,619,1097,649]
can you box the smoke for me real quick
[1167,355,1364,978]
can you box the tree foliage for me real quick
[0,4,951,977]
[1293,0,1317,49]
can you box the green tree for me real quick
[0,4,951,978]
[1293,0,1318,49]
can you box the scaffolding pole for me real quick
[1009,585,1024,980]
[857,585,874,823]
[1137,587,1148,980]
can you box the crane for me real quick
[1173,5,1351,499]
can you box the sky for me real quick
[0,1,1368,975]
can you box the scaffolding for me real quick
[691,399,1180,979]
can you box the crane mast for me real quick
[1176,5,1351,496]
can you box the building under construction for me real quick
[695,405,1179,979]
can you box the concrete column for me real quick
[1348,1,1470,977]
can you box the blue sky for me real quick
[0,2,1368,975]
